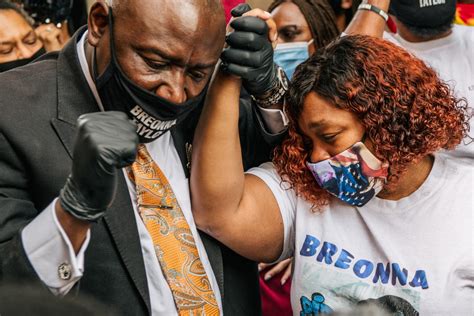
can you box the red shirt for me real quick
[455,4,474,26]
[222,0,245,23]
[260,270,292,316]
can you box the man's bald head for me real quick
[110,0,225,25]
[88,0,227,103]
[109,0,226,54]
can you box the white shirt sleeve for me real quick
[256,106,289,134]
[342,31,401,47]
[246,162,297,261]
[21,198,91,296]
[382,31,401,46]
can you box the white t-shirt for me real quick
[248,155,474,315]
[384,25,474,159]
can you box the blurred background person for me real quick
[328,0,353,31]
[269,0,339,79]
[260,1,339,315]
[0,0,45,72]
[251,0,354,31]
[15,0,88,35]
[34,21,69,52]
[0,0,75,72]
[12,0,76,50]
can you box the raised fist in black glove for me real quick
[60,111,138,222]
[221,4,279,96]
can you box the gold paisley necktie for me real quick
[128,144,219,316]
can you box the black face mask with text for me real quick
[0,47,46,73]
[95,10,207,143]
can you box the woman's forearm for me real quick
[344,0,389,38]
[191,67,245,236]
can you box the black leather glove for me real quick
[60,111,138,222]
[221,4,278,96]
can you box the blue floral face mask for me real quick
[273,40,313,79]
[306,142,389,207]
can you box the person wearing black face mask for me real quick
[0,1,288,315]
[0,1,45,72]
[93,11,209,143]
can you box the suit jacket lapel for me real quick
[51,27,98,158]
[104,174,151,312]
[55,27,98,126]
[51,118,76,158]
[51,27,151,312]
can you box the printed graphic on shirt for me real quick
[299,291,419,315]
[296,234,427,314]
[299,292,333,315]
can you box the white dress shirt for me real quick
[21,31,287,315]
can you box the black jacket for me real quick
[0,28,283,315]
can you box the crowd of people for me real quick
[0,0,472,315]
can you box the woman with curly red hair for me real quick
[191,34,472,315]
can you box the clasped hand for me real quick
[221,4,279,97]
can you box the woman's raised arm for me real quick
[191,67,284,263]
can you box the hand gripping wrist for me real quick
[222,15,277,96]
[251,65,289,108]
[243,61,278,96]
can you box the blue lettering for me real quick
[353,259,374,278]
[298,238,427,290]
[392,263,408,286]
[334,249,354,269]
[300,235,321,257]
[316,242,338,264]
[409,270,429,289]
[373,263,390,284]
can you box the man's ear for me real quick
[87,1,110,47]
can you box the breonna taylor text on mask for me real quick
[130,105,177,140]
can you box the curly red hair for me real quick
[273,35,470,210]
